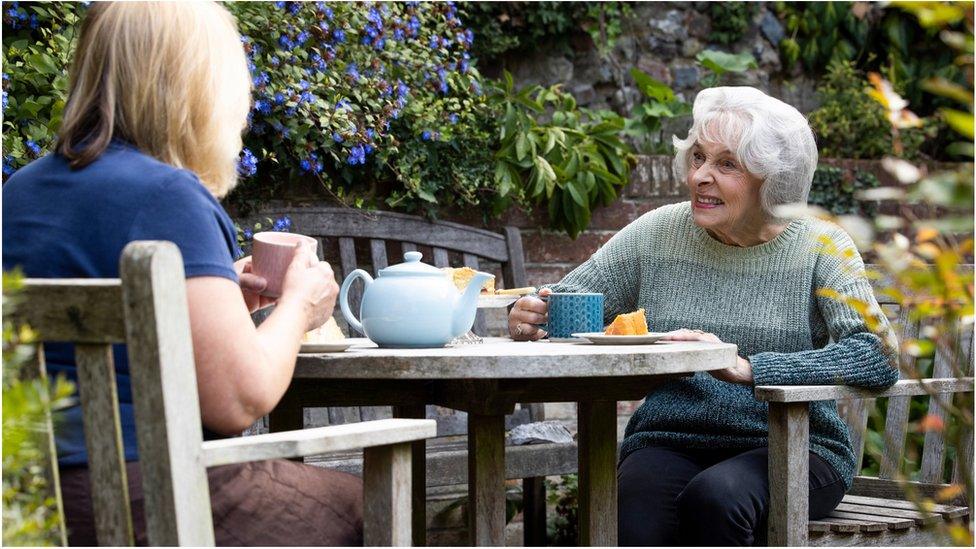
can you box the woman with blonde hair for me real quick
[2,2,361,545]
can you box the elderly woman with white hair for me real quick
[508,86,899,545]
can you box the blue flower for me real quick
[337,98,351,110]
[346,144,367,165]
[25,140,41,156]
[270,56,281,67]
[439,80,449,94]
[374,38,386,50]
[364,144,375,155]
[367,8,382,25]
[393,27,405,41]
[274,1,285,8]
[429,35,440,49]
[407,16,420,36]
[299,79,310,91]
[252,72,270,87]
[333,29,346,43]
[28,13,38,29]
[2,73,9,82]
[1,90,7,111]
[397,81,409,98]
[285,106,297,117]
[254,99,272,114]
[318,20,329,33]
[421,130,432,141]
[297,31,310,45]
[274,92,286,105]
[287,2,301,15]
[345,63,360,81]
[333,132,343,143]
[273,215,291,231]
[365,128,375,140]
[278,34,295,50]
[243,228,254,240]
[299,91,315,104]
[323,6,334,19]
[449,114,458,124]
[237,148,258,177]
[300,158,312,172]
[2,156,16,176]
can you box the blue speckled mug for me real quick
[544,293,604,340]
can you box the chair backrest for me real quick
[10,241,214,546]
[838,264,974,485]
[236,206,541,437]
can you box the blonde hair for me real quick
[56,1,251,198]
[673,87,818,221]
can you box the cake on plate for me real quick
[303,316,346,343]
[605,308,649,335]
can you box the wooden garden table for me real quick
[276,337,737,546]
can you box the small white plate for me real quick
[571,332,669,345]
[300,341,354,353]
[477,295,520,308]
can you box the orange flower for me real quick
[918,414,945,433]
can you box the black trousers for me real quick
[617,445,847,546]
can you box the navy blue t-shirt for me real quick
[2,141,240,466]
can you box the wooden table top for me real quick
[294,337,737,380]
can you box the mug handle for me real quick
[339,269,372,335]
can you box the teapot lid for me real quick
[378,251,444,277]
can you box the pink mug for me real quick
[251,232,318,298]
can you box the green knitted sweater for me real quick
[546,202,899,488]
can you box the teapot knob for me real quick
[404,251,422,262]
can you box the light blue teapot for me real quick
[339,251,493,348]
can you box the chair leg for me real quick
[767,401,810,546]
[364,443,413,546]
[522,476,546,546]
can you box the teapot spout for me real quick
[452,271,493,337]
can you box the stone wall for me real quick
[480,1,823,117]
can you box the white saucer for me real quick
[571,332,668,345]
[300,341,354,353]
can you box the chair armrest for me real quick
[755,377,974,403]
[200,418,436,468]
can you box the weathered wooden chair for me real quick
[236,206,561,545]
[11,241,436,546]
[757,265,974,546]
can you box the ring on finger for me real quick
[515,323,524,336]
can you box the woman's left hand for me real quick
[661,328,754,385]
[234,256,276,313]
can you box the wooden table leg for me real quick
[394,405,428,547]
[578,400,618,546]
[468,412,506,546]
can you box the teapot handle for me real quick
[339,269,372,335]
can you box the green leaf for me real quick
[942,108,974,139]
[566,178,587,207]
[696,50,757,75]
[535,156,557,184]
[516,133,529,161]
[629,68,675,102]
[543,130,557,154]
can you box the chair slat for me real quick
[919,334,954,483]
[339,237,363,337]
[329,406,363,425]
[952,332,973,488]
[76,344,134,546]
[121,242,214,546]
[881,307,919,479]
[822,514,887,532]
[501,227,528,289]
[432,247,450,268]
[842,494,968,519]
[401,242,418,254]
[24,345,68,546]
[833,502,940,525]
[370,239,389,270]
[837,398,872,471]
[13,280,125,343]
[828,510,913,530]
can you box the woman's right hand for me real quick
[509,287,551,341]
[278,242,339,332]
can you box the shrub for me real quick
[807,165,879,217]
[1,1,85,177]
[808,61,932,160]
[707,2,758,45]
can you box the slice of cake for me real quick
[303,317,346,343]
[442,266,496,294]
[605,309,649,335]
